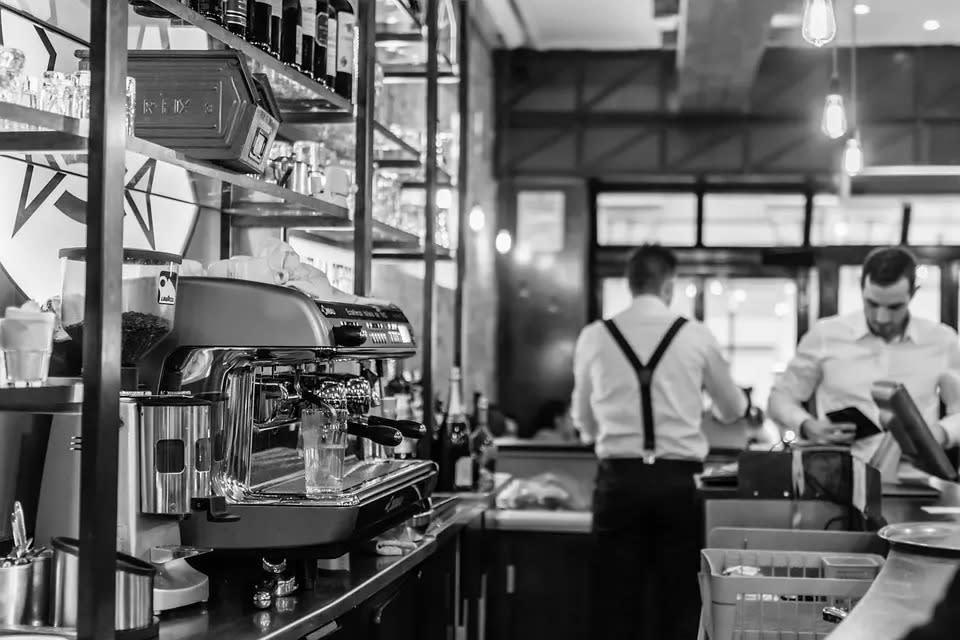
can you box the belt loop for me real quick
[642,451,656,465]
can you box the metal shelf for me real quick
[374,121,421,162]
[373,247,455,260]
[377,0,424,33]
[0,101,351,223]
[137,0,353,115]
[290,221,421,247]
[0,378,83,414]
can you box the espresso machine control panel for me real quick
[316,301,415,351]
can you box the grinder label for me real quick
[157,272,178,306]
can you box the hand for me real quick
[801,418,856,445]
[930,421,949,449]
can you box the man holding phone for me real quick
[768,247,960,461]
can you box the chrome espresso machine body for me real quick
[140,277,436,552]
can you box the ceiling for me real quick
[487,0,960,50]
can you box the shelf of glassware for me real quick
[377,0,423,33]
[135,0,352,116]
[0,378,83,414]
[0,101,351,224]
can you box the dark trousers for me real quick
[592,458,704,640]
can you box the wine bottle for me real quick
[332,0,355,100]
[443,367,473,492]
[224,0,248,36]
[247,0,273,51]
[472,395,497,492]
[325,1,337,88]
[280,0,303,71]
[314,0,330,85]
[269,0,283,56]
[300,0,317,77]
[191,0,224,25]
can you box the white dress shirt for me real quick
[768,312,960,461]
[571,295,748,461]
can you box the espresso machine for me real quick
[139,277,436,552]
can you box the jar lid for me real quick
[59,247,182,265]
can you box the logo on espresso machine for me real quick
[157,271,178,305]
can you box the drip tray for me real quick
[180,459,437,550]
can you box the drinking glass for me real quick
[70,71,90,119]
[125,76,136,136]
[301,402,347,496]
[0,308,55,386]
[40,71,69,115]
[0,47,25,105]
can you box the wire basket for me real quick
[699,549,883,640]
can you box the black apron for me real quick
[602,316,688,462]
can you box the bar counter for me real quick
[158,495,487,640]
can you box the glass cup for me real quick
[70,70,90,119]
[40,71,69,115]
[0,308,55,386]
[0,47,25,104]
[301,403,347,496]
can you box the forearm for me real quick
[767,388,815,433]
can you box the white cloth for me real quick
[571,295,748,461]
[767,312,960,461]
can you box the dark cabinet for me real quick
[485,531,594,640]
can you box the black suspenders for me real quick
[602,317,688,462]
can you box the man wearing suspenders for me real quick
[571,245,750,639]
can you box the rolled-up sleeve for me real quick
[701,329,749,423]
[937,338,960,447]
[571,325,598,444]
[767,326,824,431]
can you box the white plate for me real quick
[879,522,960,553]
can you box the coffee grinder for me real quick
[36,248,215,614]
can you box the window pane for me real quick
[910,198,960,245]
[838,265,941,322]
[601,277,697,319]
[596,193,697,246]
[702,194,805,246]
[810,195,903,245]
[703,278,798,411]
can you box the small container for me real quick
[301,402,347,496]
[0,307,55,386]
[26,548,52,626]
[821,555,882,580]
[0,561,32,625]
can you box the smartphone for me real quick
[826,407,882,440]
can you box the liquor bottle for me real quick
[224,0,248,36]
[280,0,303,71]
[300,0,317,77]
[442,367,472,492]
[191,0,224,25]
[314,0,330,85]
[325,1,337,88]
[472,395,498,492]
[269,0,284,56]
[247,0,273,51]
[332,0,355,100]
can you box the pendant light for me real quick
[843,0,864,175]
[821,46,847,139]
[802,0,838,47]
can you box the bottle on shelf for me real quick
[314,0,330,86]
[269,0,283,56]
[247,0,273,52]
[300,0,317,78]
[325,1,337,88]
[472,394,497,492]
[224,0,249,36]
[191,0,224,25]
[280,0,303,71]
[441,367,472,492]
[331,0,355,100]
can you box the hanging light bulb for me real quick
[802,0,837,47]
[843,136,863,175]
[821,76,847,139]
[468,205,485,231]
[495,229,513,254]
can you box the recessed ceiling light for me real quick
[924,19,941,31]
[854,4,870,15]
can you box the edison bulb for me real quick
[821,93,847,139]
[468,205,485,231]
[802,0,837,47]
[843,137,863,175]
[495,229,512,254]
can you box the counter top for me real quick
[159,496,486,640]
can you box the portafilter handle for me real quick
[367,415,427,439]
[346,419,403,447]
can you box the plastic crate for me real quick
[707,527,886,555]
[699,549,883,640]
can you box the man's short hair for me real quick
[625,244,678,295]
[861,246,918,291]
